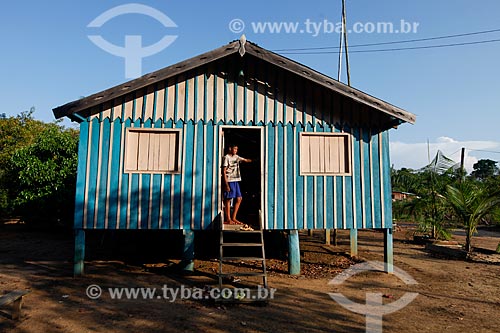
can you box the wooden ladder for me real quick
[217,228,268,302]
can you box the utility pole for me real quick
[342,0,351,86]
[337,0,351,86]
[460,147,466,182]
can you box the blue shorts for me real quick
[224,182,242,199]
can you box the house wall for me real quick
[74,56,392,230]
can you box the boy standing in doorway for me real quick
[222,144,252,226]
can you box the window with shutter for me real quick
[300,133,351,175]
[124,129,181,173]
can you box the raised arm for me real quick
[239,157,252,163]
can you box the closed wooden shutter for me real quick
[300,133,351,175]
[125,129,180,173]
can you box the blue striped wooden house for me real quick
[53,38,415,276]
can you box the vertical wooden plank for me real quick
[137,132,150,171]
[256,64,266,123]
[245,71,254,125]
[318,135,325,173]
[216,71,225,122]
[144,85,155,120]
[275,69,284,124]
[123,95,134,120]
[351,127,358,230]
[103,120,113,229]
[75,121,89,229]
[168,133,177,171]
[338,136,345,173]
[292,126,297,229]
[155,81,165,123]
[304,82,313,125]
[324,136,331,173]
[284,73,294,125]
[135,91,144,122]
[149,133,160,170]
[264,125,270,229]
[300,135,310,174]
[101,101,112,119]
[316,88,324,126]
[93,120,105,229]
[186,75,196,121]
[310,136,320,173]
[125,131,139,171]
[195,72,204,123]
[295,126,304,229]
[274,126,279,229]
[283,126,288,228]
[165,78,175,121]
[200,123,207,229]
[331,137,339,173]
[382,131,393,228]
[206,67,215,122]
[238,78,248,124]
[189,123,199,229]
[360,128,366,228]
[158,133,171,171]
[112,98,122,121]
[177,75,186,122]
[225,73,235,123]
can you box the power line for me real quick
[466,148,500,154]
[448,149,462,157]
[273,27,500,52]
[279,38,500,55]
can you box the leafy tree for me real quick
[0,108,49,216]
[2,118,79,226]
[446,181,500,254]
[471,159,499,180]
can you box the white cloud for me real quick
[390,138,500,173]
[436,136,457,144]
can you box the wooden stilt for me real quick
[350,228,358,257]
[384,228,394,273]
[288,230,300,275]
[325,229,331,245]
[181,230,195,271]
[74,229,85,276]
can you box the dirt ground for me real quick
[1,222,500,333]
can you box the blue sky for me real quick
[2,0,500,171]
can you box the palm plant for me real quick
[446,181,500,254]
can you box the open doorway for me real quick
[221,127,262,229]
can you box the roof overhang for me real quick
[53,38,416,125]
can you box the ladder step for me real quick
[222,230,262,234]
[220,272,266,277]
[221,257,265,261]
[222,243,262,247]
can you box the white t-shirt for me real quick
[222,154,243,182]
